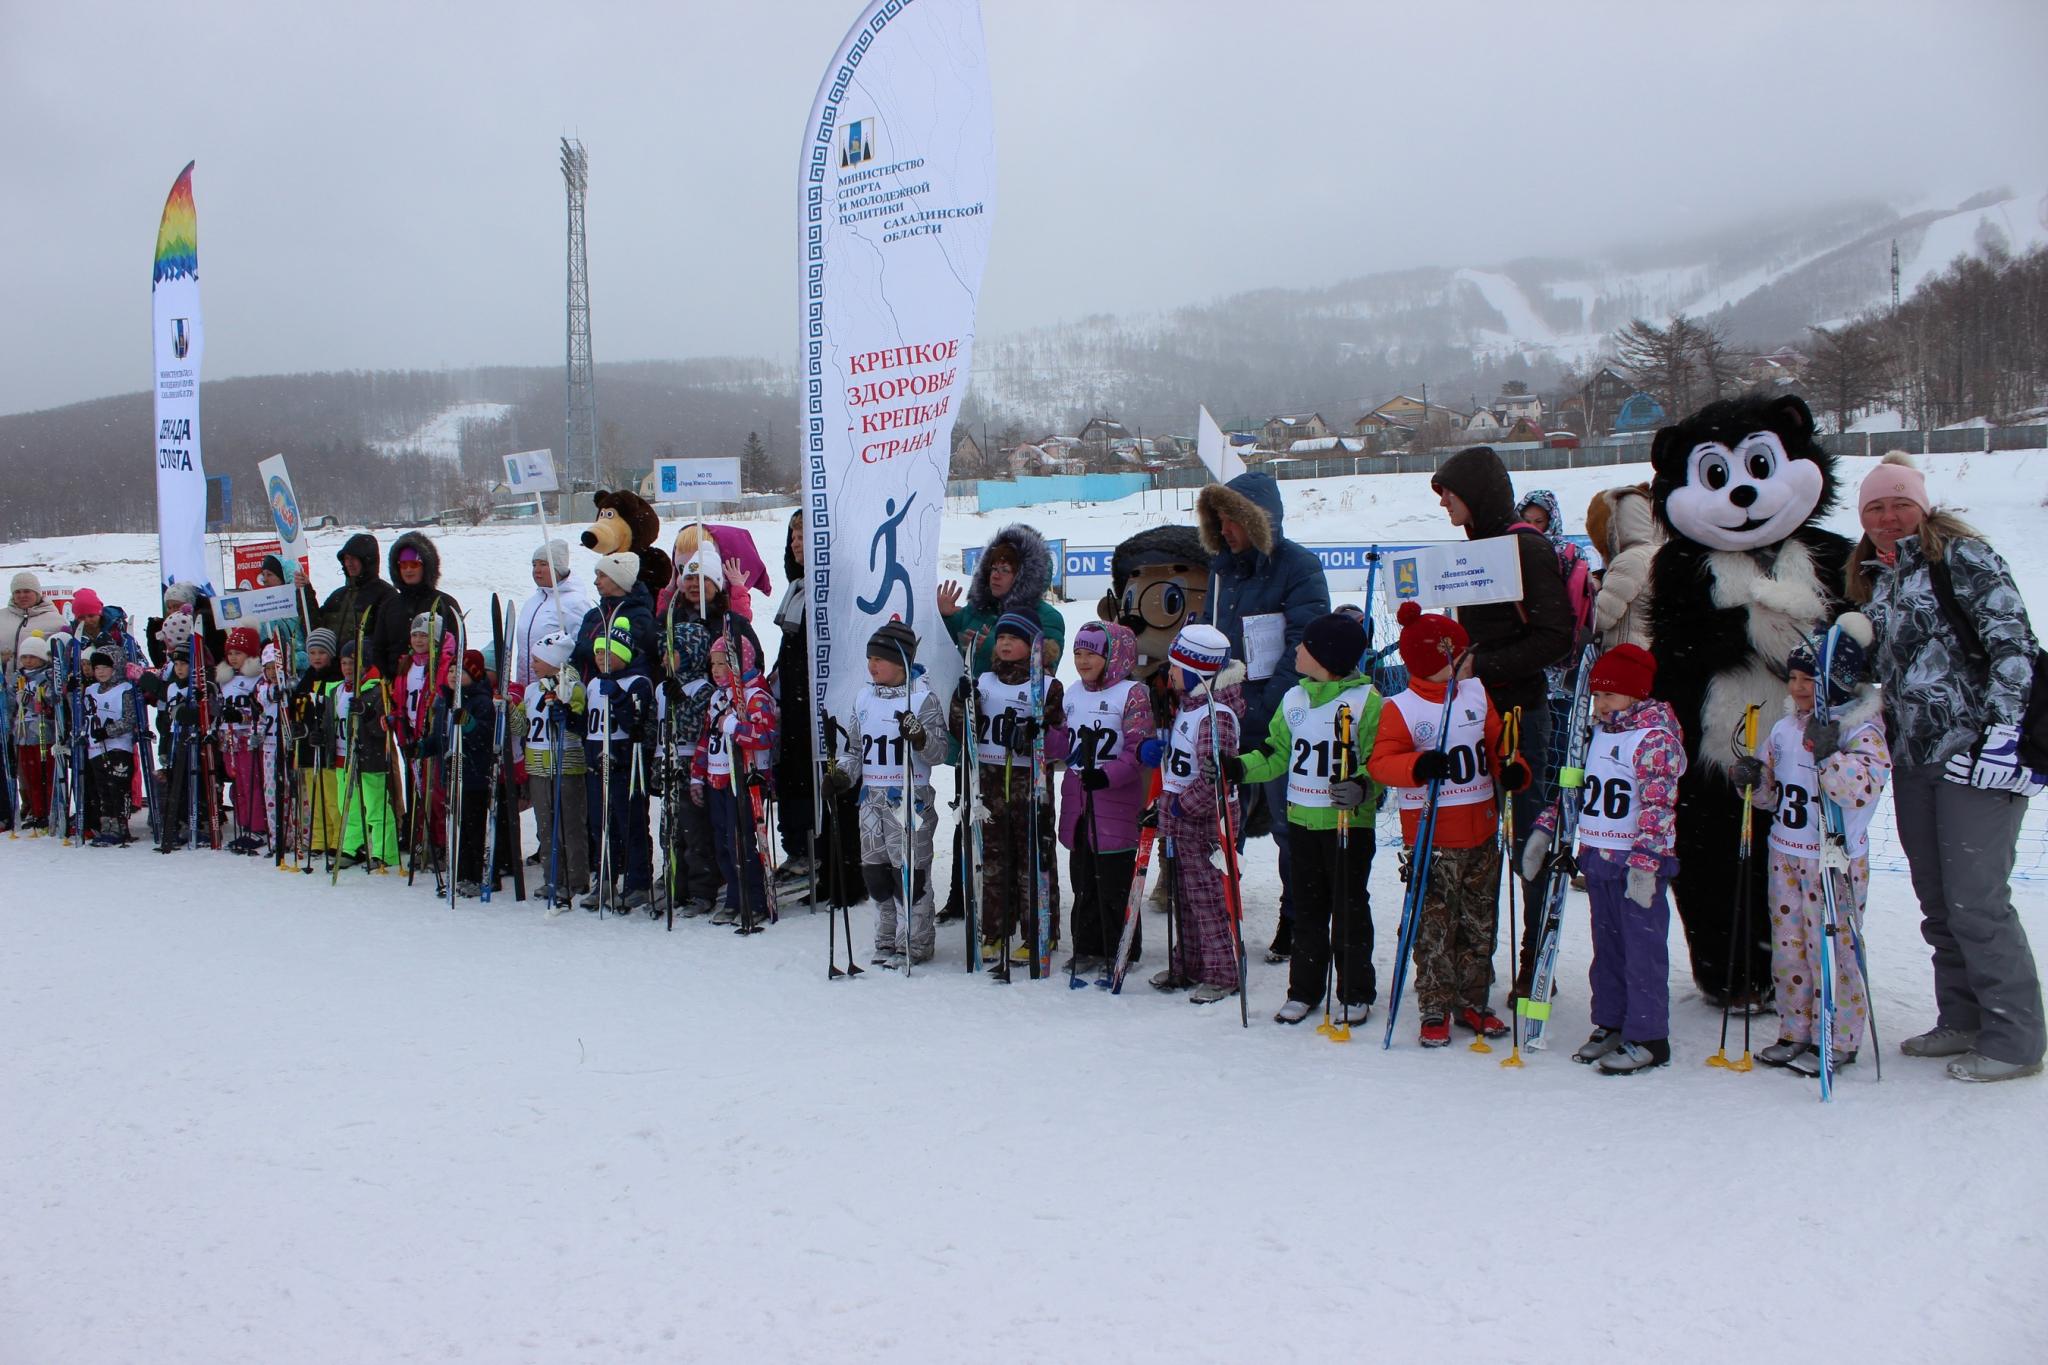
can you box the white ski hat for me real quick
[18,632,51,662]
[1168,623,1231,677]
[678,549,724,589]
[594,551,640,592]
[532,540,572,576]
[531,628,576,672]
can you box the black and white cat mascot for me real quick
[1647,393,1848,1005]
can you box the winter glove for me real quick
[1728,756,1764,791]
[1397,848,1413,883]
[175,703,199,725]
[1329,777,1369,810]
[1625,865,1658,910]
[1945,723,2026,791]
[1218,753,1246,785]
[1519,829,1552,883]
[1080,766,1112,792]
[1411,750,1450,784]
[743,769,767,791]
[895,709,927,744]
[689,780,707,808]
[1005,717,1038,755]
[1804,717,1841,763]
[1137,737,1165,768]
[822,765,855,797]
[1138,803,1159,829]
[1499,758,1531,794]
[662,677,684,705]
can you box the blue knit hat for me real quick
[994,611,1041,642]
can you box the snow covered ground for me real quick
[6,452,2048,1362]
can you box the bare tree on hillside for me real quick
[1805,323,1895,432]
[1614,313,1736,419]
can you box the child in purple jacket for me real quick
[1521,643,1686,1075]
[1047,621,1156,977]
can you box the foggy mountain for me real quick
[3,188,2039,537]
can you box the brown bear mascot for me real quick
[582,490,674,596]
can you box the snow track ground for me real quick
[4,828,2043,1363]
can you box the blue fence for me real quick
[976,473,1151,513]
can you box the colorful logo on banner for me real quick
[267,474,301,540]
[1393,556,1421,602]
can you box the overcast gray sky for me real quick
[4,0,2043,415]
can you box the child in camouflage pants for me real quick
[1369,603,1529,1047]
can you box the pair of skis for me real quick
[479,594,526,904]
[1500,644,1595,1064]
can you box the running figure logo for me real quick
[857,494,917,626]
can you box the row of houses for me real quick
[957,347,1816,476]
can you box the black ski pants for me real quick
[1288,823,1377,1008]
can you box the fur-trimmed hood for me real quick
[1197,473,1282,557]
[386,531,442,593]
[1587,484,1658,562]
[967,523,1054,615]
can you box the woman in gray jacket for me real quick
[1848,452,2043,1083]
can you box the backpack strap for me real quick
[1928,558,1991,672]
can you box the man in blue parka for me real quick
[1196,470,1332,957]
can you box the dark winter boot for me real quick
[1265,916,1292,964]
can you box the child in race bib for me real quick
[1735,616,1889,1074]
[1522,643,1685,1074]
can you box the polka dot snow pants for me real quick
[1767,848,1870,1054]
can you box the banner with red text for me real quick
[152,161,214,597]
[799,0,995,738]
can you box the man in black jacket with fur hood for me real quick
[1429,445,1574,1003]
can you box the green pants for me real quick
[341,770,400,865]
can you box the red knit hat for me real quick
[463,649,489,680]
[225,626,261,658]
[1396,602,1468,677]
[1589,643,1656,699]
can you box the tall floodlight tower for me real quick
[561,138,598,491]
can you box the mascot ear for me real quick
[641,547,674,592]
[1766,394,1816,445]
[1649,421,1688,481]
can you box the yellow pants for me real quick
[304,769,343,853]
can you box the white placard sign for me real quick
[654,457,743,502]
[1383,535,1525,612]
[214,585,303,626]
[503,448,560,494]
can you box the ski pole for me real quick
[1323,703,1354,1042]
[1709,704,1762,1072]
[1474,705,1520,1057]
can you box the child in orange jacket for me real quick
[1368,602,1529,1048]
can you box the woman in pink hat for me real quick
[1847,451,2044,1083]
